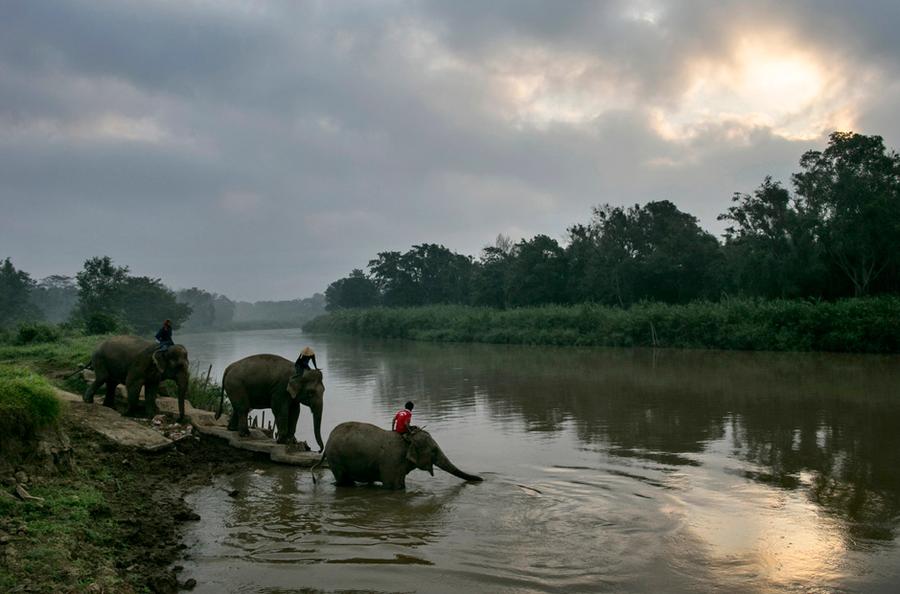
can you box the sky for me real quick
[2,1,900,301]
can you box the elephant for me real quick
[317,421,483,489]
[82,335,190,419]
[215,354,325,450]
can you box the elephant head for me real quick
[291,369,325,451]
[405,427,483,482]
[154,345,190,419]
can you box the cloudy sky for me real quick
[2,1,899,300]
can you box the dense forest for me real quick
[323,132,900,310]
[0,256,324,338]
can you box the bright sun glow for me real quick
[485,31,857,141]
[657,36,852,141]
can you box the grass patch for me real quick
[303,297,900,353]
[0,365,62,438]
[0,481,126,593]
[0,334,96,375]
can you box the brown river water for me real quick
[177,328,900,593]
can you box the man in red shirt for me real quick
[392,401,414,433]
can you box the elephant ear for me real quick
[405,429,435,476]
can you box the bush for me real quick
[302,297,900,353]
[15,322,61,345]
[84,312,126,335]
[0,365,62,438]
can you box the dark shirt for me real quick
[155,326,173,344]
[295,354,317,371]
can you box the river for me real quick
[176,328,900,593]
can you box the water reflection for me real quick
[179,330,900,592]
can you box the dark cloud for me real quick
[1,1,897,300]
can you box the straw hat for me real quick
[300,346,315,357]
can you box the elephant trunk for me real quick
[176,372,189,420]
[312,406,324,452]
[434,449,483,483]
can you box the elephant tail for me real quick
[64,360,93,380]
[311,452,326,485]
[214,382,226,420]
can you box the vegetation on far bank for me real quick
[303,297,900,353]
[322,133,900,313]
[1,254,325,339]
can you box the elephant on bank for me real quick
[317,422,483,489]
[83,336,190,419]
[215,354,325,450]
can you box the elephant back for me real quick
[93,335,158,376]
[223,353,295,391]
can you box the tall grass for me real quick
[303,297,900,353]
[0,365,63,438]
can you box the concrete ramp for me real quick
[54,388,323,467]
[55,389,173,452]
[155,397,324,467]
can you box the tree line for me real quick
[0,256,324,336]
[325,132,900,310]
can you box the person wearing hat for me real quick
[155,319,174,352]
[288,346,318,398]
[294,346,318,375]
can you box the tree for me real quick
[0,258,42,328]
[719,177,825,298]
[471,235,514,308]
[31,275,78,323]
[628,200,723,303]
[792,132,900,296]
[119,276,191,335]
[325,269,380,310]
[506,235,568,307]
[368,244,473,307]
[568,201,723,306]
[73,256,191,334]
[213,295,236,327]
[178,287,217,329]
[73,256,129,326]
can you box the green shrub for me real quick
[15,322,61,345]
[84,312,126,335]
[302,297,900,353]
[0,365,62,438]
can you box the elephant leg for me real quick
[102,382,117,408]
[144,382,158,416]
[83,377,104,403]
[274,399,293,444]
[237,409,250,437]
[286,401,301,444]
[125,379,143,416]
[332,469,355,487]
[381,472,405,490]
[227,411,239,431]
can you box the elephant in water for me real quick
[82,335,190,419]
[215,354,325,450]
[317,422,483,489]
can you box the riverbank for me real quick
[0,342,264,593]
[302,297,900,353]
[1,412,263,593]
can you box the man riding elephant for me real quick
[82,335,191,420]
[288,346,318,398]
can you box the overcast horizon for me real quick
[2,1,899,301]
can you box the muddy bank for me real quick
[1,414,271,593]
